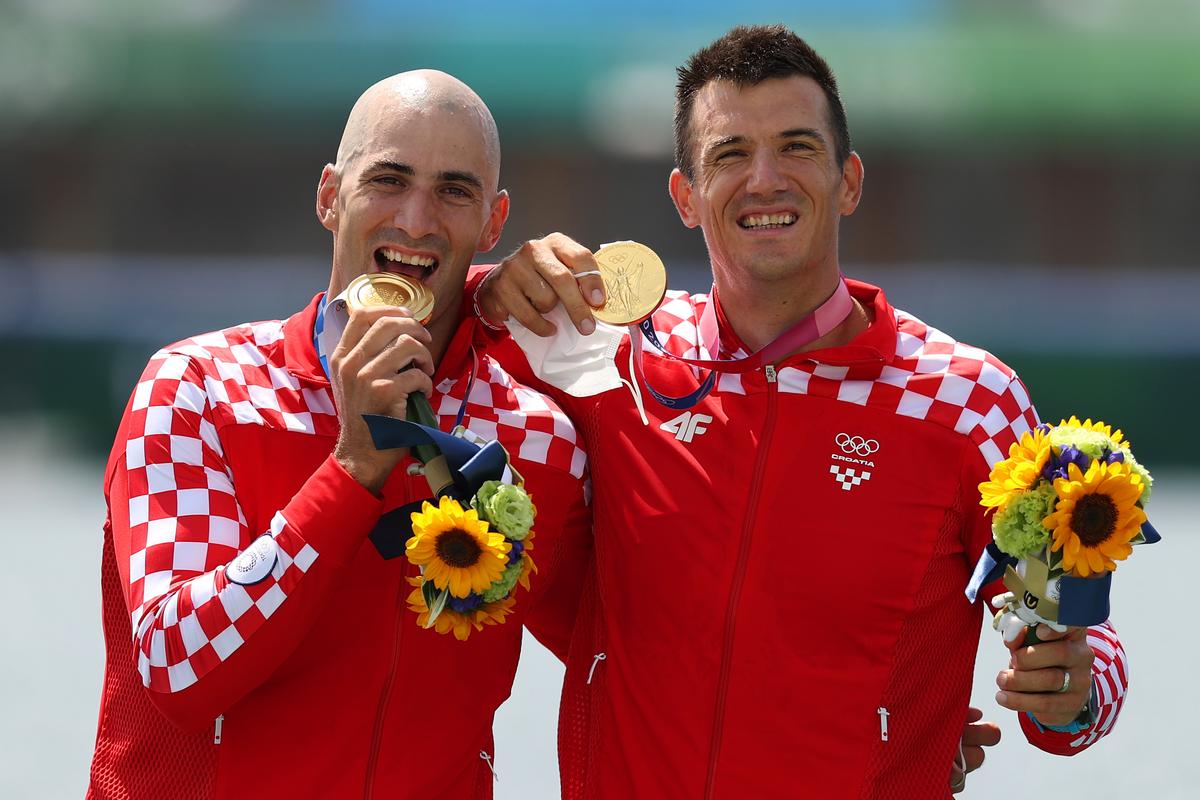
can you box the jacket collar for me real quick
[283,292,479,387]
[713,278,898,369]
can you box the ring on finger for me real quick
[1056,670,1071,694]
[573,270,602,279]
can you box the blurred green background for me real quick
[3,0,1196,463]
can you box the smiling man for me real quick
[476,26,1129,798]
[86,70,589,798]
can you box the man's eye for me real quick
[373,175,402,185]
[786,141,814,152]
[715,150,744,162]
[443,186,471,198]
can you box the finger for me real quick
[365,335,436,378]
[494,271,556,336]
[962,720,1001,748]
[336,307,429,358]
[541,243,600,335]
[1032,624,1070,643]
[998,665,1073,694]
[1009,639,1093,672]
[995,683,1089,725]
[964,706,984,724]
[508,241,564,311]
[354,318,434,372]
[961,745,985,773]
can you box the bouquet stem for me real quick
[407,392,454,496]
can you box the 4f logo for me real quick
[660,411,713,443]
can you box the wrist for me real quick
[473,278,506,332]
[334,447,402,496]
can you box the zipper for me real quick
[364,564,410,799]
[213,714,224,745]
[878,707,889,741]
[703,364,778,799]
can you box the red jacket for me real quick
[487,280,1127,799]
[88,295,591,799]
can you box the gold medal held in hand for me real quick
[344,273,436,325]
[591,241,667,325]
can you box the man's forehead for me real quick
[693,76,832,140]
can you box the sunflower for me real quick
[1043,460,1146,578]
[407,496,511,598]
[406,577,516,641]
[979,427,1053,512]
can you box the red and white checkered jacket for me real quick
[490,279,1128,799]
[88,294,590,800]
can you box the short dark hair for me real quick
[674,24,852,179]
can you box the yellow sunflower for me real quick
[979,427,1053,512]
[1058,416,1127,448]
[1043,460,1146,578]
[406,577,517,641]
[407,496,511,598]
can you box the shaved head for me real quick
[335,70,502,189]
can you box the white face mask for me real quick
[506,305,648,424]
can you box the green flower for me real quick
[993,482,1057,559]
[481,559,524,603]
[1120,447,1154,504]
[473,481,536,540]
[1049,426,1113,462]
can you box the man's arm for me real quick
[107,351,382,730]
[965,376,1128,753]
[109,306,434,730]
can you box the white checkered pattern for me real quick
[122,316,584,694]
[645,291,1040,472]
[830,465,872,491]
[1070,621,1127,748]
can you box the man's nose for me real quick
[393,192,439,240]
[744,151,787,195]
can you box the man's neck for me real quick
[715,267,869,356]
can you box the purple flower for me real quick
[1035,422,1052,435]
[1105,449,1125,464]
[448,593,484,613]
[507,539,525,564]
[1043,445,1090,481]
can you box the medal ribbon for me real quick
[630,276,854,410]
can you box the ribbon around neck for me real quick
[630,276,854,410]
[363,413,510,559]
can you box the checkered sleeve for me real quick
[107,349,382,728]
[1018,620,1128,754]
[958,374,1128,753]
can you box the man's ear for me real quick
[476,189,511,252]
[668,168,700,229]
[316,164,340,232]
[838,152,865,216]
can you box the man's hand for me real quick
[950,706,1001,793]
[329,305,434,495]
[477,232,607,337]
[995,624,1094,727]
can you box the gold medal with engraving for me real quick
[344,273,435,325]
[591,241,667,325]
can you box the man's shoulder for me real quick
[890,306,1022,389]
[449,348,587,482]
[131,315,337,436]
[152,318,288,370]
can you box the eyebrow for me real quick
[365,160,483,190]
[779,128,826,144]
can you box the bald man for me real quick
[87,71,590,798]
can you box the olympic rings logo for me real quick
[835,433,879,456]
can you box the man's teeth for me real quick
[740,213,796,229]
[380,250,436,268]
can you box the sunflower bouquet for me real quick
[362,394,539,642]
[971,416,1159,642]
[403,480,538,641]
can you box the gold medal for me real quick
[591,241,667,325]
[344,273,436,325]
